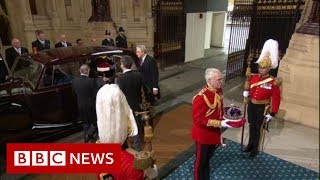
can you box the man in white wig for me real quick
[242,39,282,157]
[96,84,157,179]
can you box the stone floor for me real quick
[1,47,318,180]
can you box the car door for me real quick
[31,64,78,126]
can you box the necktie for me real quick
[16,48,21,55]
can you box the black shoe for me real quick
[249,150,259,157]
[242,146,252,153]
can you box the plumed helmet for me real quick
[256,39,279,69]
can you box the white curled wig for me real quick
[96,84,138,144]
[256,39,279,69]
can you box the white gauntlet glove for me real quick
[243,90,250,97]
[221,120,232,128]
[265,114,274,123]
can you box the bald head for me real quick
[11,38,21,48]
[79,64,90,75]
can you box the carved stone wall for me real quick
[3,0,153,53]
[277,33,319,129]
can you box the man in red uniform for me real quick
[192,68,233,180]
[242,39,281,157]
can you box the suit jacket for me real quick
[117,70,144,112]
[54,41,72,48]
[116,35,128,48]
[32,39,50,51]
[138,54,159,91]
[0,54,8,84]
[102,38,115,46]
[72,75,97,109]
[5,47,29,70]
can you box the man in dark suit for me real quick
[136,45,160,105]
[5,38,29,71]
[117,55,145,151]
[0,53,8,84]
[32,30,50,52]
[116,27,128,48]
[76,38,84,46]
[72,64,98,143]
[102,30,115,46]
[54,34,72,48]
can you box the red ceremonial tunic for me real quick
[249,74,281,113]
[191,86,223,144]
[99,150,144,180]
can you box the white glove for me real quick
[144,165,158,179]
[243,90,250,97]
[221,120,232,128]
[265,114,274,123]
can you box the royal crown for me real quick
[223,102,242,121]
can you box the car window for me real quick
[39,61,79,88]
[12,58,42,89]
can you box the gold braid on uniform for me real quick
[204,91,222,117]
[207,119,221,128]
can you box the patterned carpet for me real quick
[162,139,319,180]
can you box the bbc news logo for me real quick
[7,143,121,173]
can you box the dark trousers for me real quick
[247,101,266,151]
[79,106,97,143]
[194,142,217,180]
[132,115,144,151]
[83,123,97,143]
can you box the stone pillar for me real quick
[277,33,319,128]
[277,0,319,129]
[4,0,34,49]
[145,0,154,54]
[120,0,127,28]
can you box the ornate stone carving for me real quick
[88,0,112,22]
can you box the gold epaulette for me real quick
[273,77,282,86]
[192,87,208,102]
[198,87,208,95]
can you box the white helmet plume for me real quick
[256,39,279,69]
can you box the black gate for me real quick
[226,0,305,81]
[226,0,253,81]
[152,0,186,69]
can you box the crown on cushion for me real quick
[223,102,242,121]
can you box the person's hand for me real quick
[103,77,109,82]
[221,120,232,128]
[144,165,158,179]
[243,90,250,97]
[265,114,274,123]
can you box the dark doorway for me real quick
[152,0,186,69]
